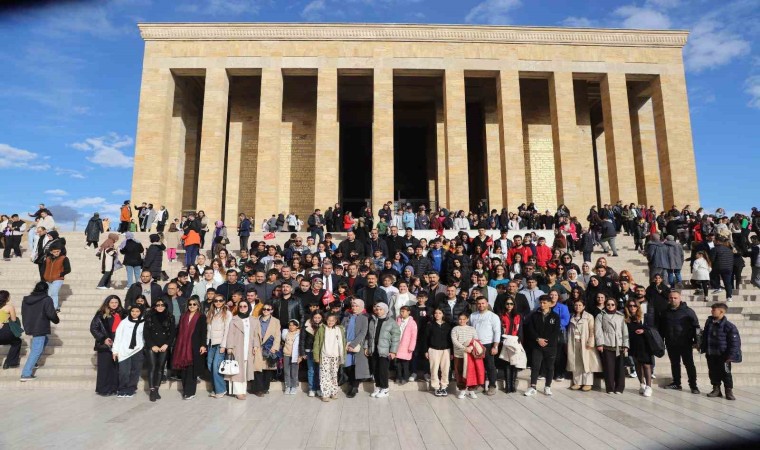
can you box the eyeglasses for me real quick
[189,304,199,307]
[628,305,638,309]
[505,302,515,306]
[605,303,616,307]
[263,308,273,311]
[213,300,224,303]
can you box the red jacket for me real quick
[534,245,552,268]
[507,245,533,265]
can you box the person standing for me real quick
[525,295,561,397]
[20,282,60,381]
[222,300,260,400]
[660,291,701,394]
[0,291,22,370]
[426,307,452,396]
[595,298,629,394]
[238,214,252,254]
[90,295,123,396]
[119,232,144,289]
[313,313,346,402]
[394,306,418,385]
[342,299,370,398]
[701,302,741,400]
[206,296,232,398]
[42,245,70,312]
[749,235,760,289]
[251,304,281,396]
[566,298,602,392]
[84,213,103,249]
[143,234,166,283]
[367,302,401,398]
[96,234,119,290]
[301,311,324,397]
[172,298,207,399]
[112,304,145,398]
[710,237,735,301]
[468,297,501,395]
[143,299,175,402]
[155,206,169,233]
[625,300,655,397]
[451,312,484,399]
[119,200,132,233]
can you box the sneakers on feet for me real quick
[467,390,478,399]
[316,390,323,397]
[440,388,448,397]
[629,371,638,378]
[639,383,647,394]
[712,289,723,294]
[664,383,682,390]
[643,386,653,397]
[524,387,537,397]
[544,387,552,396]
[409,373,417,381]
[370,388,381,398]
[537,376,545,381]
[19,376,36,382]
[690,387,701,395]
[376,389,389,398]
[434,389,442,397]
[308,390,316,397]
[183,395,195,400]
[726,297,733,302]
[457,391,467,399]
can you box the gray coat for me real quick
[595,310,629,350]
[366,315,401,357]
[342,313,370,379]
[664,240,685,270]
[646,240,669,269]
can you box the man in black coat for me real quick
[659,291,701,394]
[125,270,163,309]
[357,273,388,311]
[216,270,245,301]
[493,281,530,317]
[524,295,561,396]
[338,231,366,259]
[20,282,60,380]
[437,285,469,325]
[367,228,390,258]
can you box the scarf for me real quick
[172,311,200,369]
[111,313,122,333]
[128,313,144,349]
[119,231,140,250]
[99,233,119,252]
[237,300,251,319]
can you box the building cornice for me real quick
[138,23,688,48]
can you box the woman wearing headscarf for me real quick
[313,313,346,402]
[561,269,586,292]
[342,298,370,398]
[96,233,120,290]
[584,276,611,308]
[366,302,401,398]
[119,231,144,288]
[111,304,145,398]
[144,298,175,402]
[206,295,232,398]
[222,300,260,400]
[90,295,123,396]
[172,297,207,400]
[596,297,629,394]
[251,302,281,396]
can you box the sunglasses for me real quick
[263,308,273,311]
[505,302,515,306]
[189,304,199,307]
[154,304,166,308]
[605,303,616,307]
[214,300,224,303]
[628,304,638,308]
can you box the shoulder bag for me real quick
[219,351,240,376]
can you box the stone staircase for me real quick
[2,231,759,391]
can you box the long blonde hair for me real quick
[206,295,229,323]
[624,300,643,323]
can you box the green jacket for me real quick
[313,324,347,365]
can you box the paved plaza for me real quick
[4,384,760,449]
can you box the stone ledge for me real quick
[138,23,688,48]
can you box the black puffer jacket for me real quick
[143,310,176,348]
[659,302,700,348]
[120,240,144,267]
[143,243,165,277]
[710,245,734,272]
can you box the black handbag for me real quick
[8,319,23,338]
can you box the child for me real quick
[165,222,180,263]
[112,305,145,398]
[281,319,302,395]
[395,306,418,384]
[372,248,386,270]
[377,216,389,236]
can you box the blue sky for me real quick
[0,0,758,227]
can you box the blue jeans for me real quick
[306,352,320,391]
[310,228,324,244]
[22,335,48,377]
[207,345,226,395]
[47,280,64,309]
[126,265,141,287]
[667,269,682,287]
[185,245,199,268]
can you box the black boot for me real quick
[155,387,162,400]
[510,368,519,393]
[725,388,735,400]
[346,386,358,398]
[149,388,157,402]
[504,366,512,393]
[706,385,722,398]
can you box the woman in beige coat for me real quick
[566,298,602,391]
[221,300,261,400]
[251,304,281,396]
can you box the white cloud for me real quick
[645,0,680,9]
[112,189,130,196]
[746,76,760,109]
[62,196,121,216]
[0,143,51,170]
[302,0,327,20]
[179,0,262,16]
[561,16,595,28]
[465,0,522,25]
[44,189,68,196]
[614,5,671,29]
[72,133,134,168]
[55,167,86,179]
[684,20,751,73]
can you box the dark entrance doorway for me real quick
[338,75,373,216]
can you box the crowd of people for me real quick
[1,201,758,404]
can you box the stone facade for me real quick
[131,23,699,225]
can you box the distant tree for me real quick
[46,205,80,222]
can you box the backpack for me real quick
[645,328,666,358]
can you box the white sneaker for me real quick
[629,371,638,378]
[308,390,315,397]
[467,390,477,399]
[524,387,537,397]
[651,373,656,379]
[537,376,545,381]
[409,373,417,381]
[376,389,389,398]
[639,383,646,394]
[457,391,467,399]
[96,286,108,290]
[727,297,733,302]
[712,289,723,294]
[316,390,323,397]
[544,387,552,396]
[370,387,381,398]
[643,386,653,397]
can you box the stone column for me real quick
[372,67,394,213]
[254,66,284,226]
[132,67,175,207]
[164,79,188,220]
[497,70,525,212]
[224,81,243,227]
[314,67,339,211]
[483,94,503,211]
[600,72,637,203]
[651,73,699,209]
[443,69,470,212]
[195,68,230,221]
[549,72,585,215]
[435,99,448,207]
[630,96,664,210]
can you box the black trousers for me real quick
[706,355,733,389]
[483,343,497,386]
[3,235,21,258]
[156,221,166,233]
[530,346,556,386]
[117,352,144,395]
[601,349,626,393]
[667,345,697,388]
[396,359,411,381]
[345,365,361,388]
[118,221,130,233]
[371,353,390,389]
[181,364,198,397]
[252,370,273,393]
[146,350,168,390]
[97,270,113,288]
[0,325,22,366]
[239,236,249,254]
[96,350,118,395]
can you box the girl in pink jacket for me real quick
[395,306,418,384]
